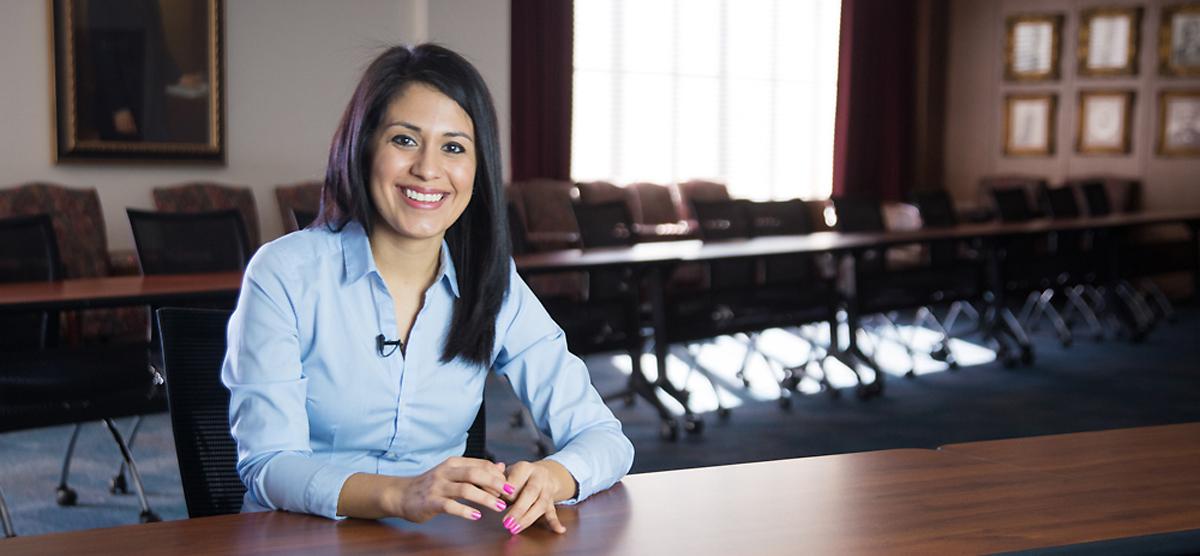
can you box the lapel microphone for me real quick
[376,334,403,357]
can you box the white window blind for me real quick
[571,0,842,201]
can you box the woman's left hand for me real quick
[499,460,575,535]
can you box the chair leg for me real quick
[55,424,82,506]
[1139,278,1176,322]
[110,416,144,495]
[1066,286,1105,340]
[101,419,160,523]
[1038,292,1073,347]
[0,485,15,538]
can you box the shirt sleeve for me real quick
[493,263,635,504]
[221,251,357,520]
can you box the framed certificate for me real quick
[1158,90,1200,156]
[1077,90,1135,154]
[1159,3,1200,76]
[1078,7,1142,76]
[1004,93,1058,156]
[1005,14,1064,81]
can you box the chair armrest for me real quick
[108,249,141,276]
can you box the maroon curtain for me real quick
[510,0,574,181]
[832,0,917,200]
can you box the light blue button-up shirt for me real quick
[221,221,634,519]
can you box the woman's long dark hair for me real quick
[316,44,510,366]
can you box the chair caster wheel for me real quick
[110,473,129,494]
[684,416,704,435]
[855,380,882,400]
[827,387,841,399]
[660,420,679,442]
[1020,348,1034,366]
[140,511,161,523]
[56,485,78,506]
[904,370,916,379]
[717,407,732,420]
[778,396,792,410]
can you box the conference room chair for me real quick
[507,178,581,251]
[988,185,1075,347]
[274,180,322,233]
[127,209,252,275]
[0,214,162,531]
[676,180,731,222]
[832,196,982,374]
[908,189,984,336]
[152,182,262,248]
[743,199,841,403]
[1,184,162,499]
[155,307,491,518]
[626,182,695,240]
[1037,184,1109,340]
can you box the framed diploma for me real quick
[1076,90,1135,154]
[1078,7,1142,77]
[1159,3,1200,76]
[1158,90,1200,156]
[1004,93,1058,156]
[1005,14,1064,81]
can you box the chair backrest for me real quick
[676,180,730,221]
[274,181,322,233]
[156,307,244,518]
[128,209,251,275]
[0,183,111,279]
[575,181,628,206]
[1079,180,1112,216]
[690,199,751,241]
[0,214,62,350]
[831,197,886,232]
[506,198,531,255]
[572,201,636,249]
[153,183,261,247]
[989,187,1037,223]
[1039,184,1081,219]
[509,179,579,235]
[745,200,812,237]
[627,182,680,226]
[910,189,959,228]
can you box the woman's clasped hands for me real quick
[389,456,573,535]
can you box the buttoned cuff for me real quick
[305,465,358,520]
[545,449,593,506]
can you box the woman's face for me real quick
[369,82,477,244]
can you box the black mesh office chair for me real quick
[156,307,490,518]
[127,209,251,275]
[0,215,162,534]
[909,190,985,339]
[1038,184,1109,339]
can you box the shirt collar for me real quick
[341,221,461,298]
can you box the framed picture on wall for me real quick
[1078,7,1142,77]
[51,0,225,163]
[1158,90,1200,156]
[1004,93,1057,156]
[1077,90,1135,154]
[1159,3,1200,76]
[1005,14,1064,81]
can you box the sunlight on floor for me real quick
[603,324,996,415]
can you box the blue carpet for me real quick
[2,307,1198,537]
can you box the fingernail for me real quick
[503,517,514,528]
[471,510,482,521]
[512,525,522,535]
[496,500,507,511]
[503,483,515,495]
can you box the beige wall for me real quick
[944,0,1200,210]
[0,0,511,251]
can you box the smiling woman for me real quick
[220,44,634,537]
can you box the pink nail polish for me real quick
[496,500,507,511]
[503,483,515,495]
[503,517,514,528]
[511,525,522,535]
[471,510,482,521]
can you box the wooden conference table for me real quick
[5,423,1197,554]
[0,272,243,313]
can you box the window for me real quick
[571,0,842,200]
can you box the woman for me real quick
[222,44,634,535]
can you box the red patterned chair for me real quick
[152,183,261,247]
[0,183,147,344]
[274,181,322,233]
[627,182,695,242]
[508,179,580,251]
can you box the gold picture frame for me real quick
[1076,90,1135,155]
[51,0,225,163]
[1157,90,1200,156]
[1004,93,1058,156]
[1078,7,1142,77]
[1159,3,1200,76]
[1005,14,1064,81]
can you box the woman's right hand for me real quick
[388,457,514,523]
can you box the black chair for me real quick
[909,190,986,340]
[1037,185,1108,340]
[0,215,162,534]
[127,209,251,275]
[156,307,491,518]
